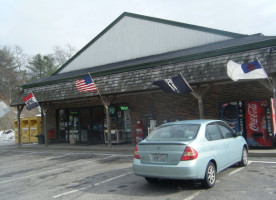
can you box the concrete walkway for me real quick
[1,143,276,157]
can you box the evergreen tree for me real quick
[27,54,57,80]
[0,46,18,103]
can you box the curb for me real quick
[248,152,276,157]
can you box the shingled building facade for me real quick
[11,13,276,146]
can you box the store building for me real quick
[11,12,276,146]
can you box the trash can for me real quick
[37,135,45,144]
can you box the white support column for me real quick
[102,96,116,148]
[191,84,211,119]
[40,103,50,147]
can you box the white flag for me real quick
[227,60,268,81]
[0,100,11,118]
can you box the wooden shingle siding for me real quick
[11,47,276,106]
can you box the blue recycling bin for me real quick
[37,135,45,144]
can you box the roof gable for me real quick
[56,12,245,74]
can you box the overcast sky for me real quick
[1,0,276,56]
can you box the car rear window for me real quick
[146,124,200,141]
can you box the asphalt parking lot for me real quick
[0,144,275,200]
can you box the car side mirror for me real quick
[235,131,242,137]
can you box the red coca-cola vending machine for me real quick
[244,99,276,147]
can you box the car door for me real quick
[217,122,241,165]
[205,123,228,171]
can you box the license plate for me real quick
[152,154,167,162]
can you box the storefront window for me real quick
[103,104,131,144]
[57,106,104,144]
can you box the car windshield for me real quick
[146,124,200,141]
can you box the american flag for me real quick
[75,75,97,92]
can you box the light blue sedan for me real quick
[133,120,248,188]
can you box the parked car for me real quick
[133,119,248,188]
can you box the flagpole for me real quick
[88,72,107,108]
[179,72,195,93]
[87,72,112,148]
[256,59,276,122]
[179,72,206,119]
[256,58,274,89]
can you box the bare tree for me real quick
[13,45,26,72]
[53,44,76,67]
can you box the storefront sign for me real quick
[70,111,78,115]
[120,106,129,111]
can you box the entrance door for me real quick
[91,106,104,144]
[68,109,79,143]
[80,108,90,143]
[57,109,69,142]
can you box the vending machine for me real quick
[244,99,276,147]
[219,101,245,135]
[220,99,276,147]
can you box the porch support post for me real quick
[102,96,116,148]
[105,100,111,148]
[191,85,211,119]
[40,103,50,147]
[259,75,276,116]
[272,74,276,118]
[16,105,24,147]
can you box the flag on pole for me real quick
[227,60,268,81]
[153,74,193,94]
[76,74,97,92]
[23,92,40,110]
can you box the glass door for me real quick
[80,108,90,143]
[91,106,104,144]
[68,109,79,143]
[57,109,69,143]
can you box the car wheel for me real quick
[145,177,159,184]
[202,162,216,188]
[238,147,248,167]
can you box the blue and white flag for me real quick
[227,60,268,81]
[153,74,192,94]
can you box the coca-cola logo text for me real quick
[248,103,258,131]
